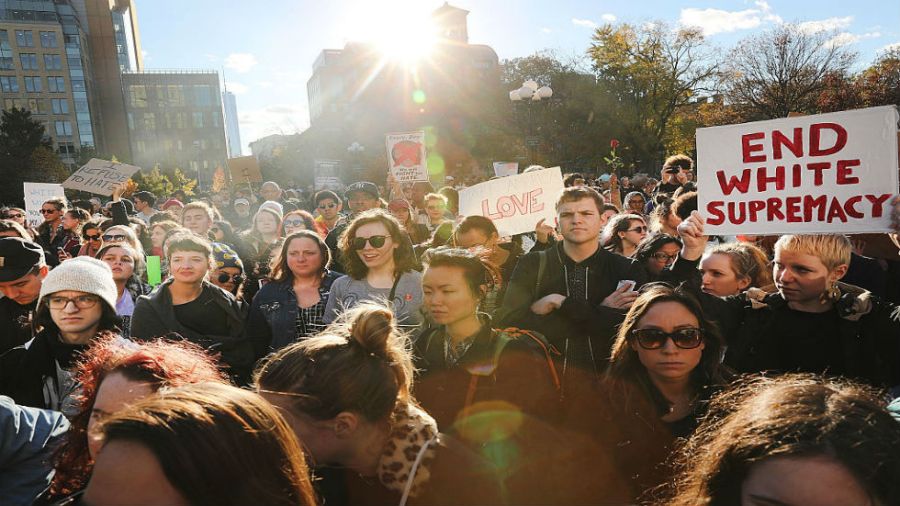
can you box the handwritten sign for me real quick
[228,156,263,184]
[386,131,427,182]
[697,106,900,235]
[62,159,141,196]
[459,167,564,237]
[493,162,519,178]
[23,182,66,227]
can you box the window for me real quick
[15,30,34,47]
[54,121,73,137]
[0,76,18,92]
[44,54,62,70]
[66,57,81,69]
[142,112,156,130]
[51,98,68,114]
[58,142,76,157]
[193,85,212,106]
[40,31,58,48]
[71,79,85,92]
[129,85,147,107]
[167,85,184,106]
[48,77,65,93]
[127,112,134,130]
[192,112,204,128]
[19,53,38,70]
[0,30,11,70]
[24,77,42,93]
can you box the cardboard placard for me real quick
[23,182,66,227]
[697,106,900,235]
[228,156,263,184]
[146,256,162,286]
[458,167,564,237]
[314,159,343,191]
[63,159,141,196]
[493,162,519,177]
[386,131,428,182]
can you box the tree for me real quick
[588,22,719,173]
[0,108,68,206]
[723,25,856,119]
[856,48,900,108]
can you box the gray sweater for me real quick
[323,271,424,326]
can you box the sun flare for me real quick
[344,1,438,63]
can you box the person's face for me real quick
[618,219,648,247]
[317,198,340,220]
[740,455,871,506]
[182,209,211,235]
[5,209,25,225]
[83,439,190,506]
[455,228,497,252]
[347,191,378,213]
[411,186,427,204]
[773,249,845,307]
[572,178,585,187]
[0,268,46,305]
[211,266,242,293]
[47,290,104,343]
[600,209,617,228]
[423,265,480,326]
[100,247,135,283]
[83,228,102,248]
[260,183,281,202]
[261,392,339,466]
[287,237,325,278]
[255,212,279,235]
[684,170,694,182]
[87,372,154,460]
[389,206,410,224]
[354,222,396,271]
[425,199,445,222]
[630,301,704,384]
[210,225,225,242]
[701,253,750,297]
[61,212,78,231]
[627,196,646,213]
[150,226,167,249]
[557,198,603,246]
[133,197,147,212]
[169,250,209,285]
[665,211,683,232]
[646,242,681,276]
[40,204,62,223]
[234,203,250,217]
[102,227,131,246]
[282,215,309,236]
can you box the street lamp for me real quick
[509,81,553,162]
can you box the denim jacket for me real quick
[247,270,342,357]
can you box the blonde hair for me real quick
[424,193,447,206]
[774,234,851,271]
[704,242,773,288]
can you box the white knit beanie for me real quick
[39,256,118,311]
[258,200,284,219]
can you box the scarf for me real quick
[377,402,440,501]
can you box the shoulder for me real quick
[400,270,423,283]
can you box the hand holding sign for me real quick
[677,211,708,261]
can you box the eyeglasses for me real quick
[283,219,306,228]
[631,328,703,350]
[83,234,101,242]
[217,272,244,284]
[651,252,679,262]
[102,234,127,242]
[46,295,99,310]
[351,235,388,250]
[627,226,648,234]
[6,213,23,219]
[39,209,58,214]
[317,203,337,210]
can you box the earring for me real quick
[820,282,840,304]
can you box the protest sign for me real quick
[493,162,519,177]
[62,159,141,196]
[697,106,899,235]
[228,156,263,184]
[146,256,162,286]
[458,166,564,237]
[23,182,66,227]
[314,159,344,191]
[385,131,428,182]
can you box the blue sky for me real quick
[138,1,900,155]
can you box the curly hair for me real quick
[338,209,418,280]
[50,335,227,497]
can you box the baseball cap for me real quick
[344,182,379,200]
[233,198,250,207]
[0,238,46,282]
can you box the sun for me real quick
[343,1,437,63]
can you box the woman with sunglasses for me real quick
[99,224,144,256]
[633,234,683,281]
[209,242,246,301]
[35,197,68,267]
[96,243,150,338]
[279,209,317,237]
[569,283,730,503]
[1,207,35,238]
[76,223,103,258]
[324,209,424,328]
[603,213,649,258]
[0,219,32,239]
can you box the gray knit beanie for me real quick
[38,256,118,311]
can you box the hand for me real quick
[890,195,900,233]
[677,210,708,261]
[530,293,566,315]
[535,218,558,244]
[660,167,673,184]
[609,173,618,190]
[111,182,125,202]
[57,249,72,262]
[675,170,688,185]
[601,283,639,309]
[849,237,867,256]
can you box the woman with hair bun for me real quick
[255,303,502,506]
[699,242,772,296]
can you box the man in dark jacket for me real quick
[497,187,648,387]
[0,238,48,354]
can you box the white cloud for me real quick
[827,30,882,48]
[601,13,616,23]
[753,0,782,23]
[226,82,248,95]
[204,53,218,62]
[540,27,552,34]
[572,18,597,29]
[798,16,854,34]
[679,7,762,36]
[224,53,258,73]
[880,41,900,53]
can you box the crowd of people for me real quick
[0,154,899,506]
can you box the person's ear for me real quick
[333,412,359,439]
[37,265,49,280]
[736,276,751,290]
[830,264,849,283]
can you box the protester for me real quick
[324,209,423,327]
[633,234,683,280]
[180,201,216,239]
[96,243,150,338]
[699,242,773,296]
[313,189,344,237]
[259,181,284,203]
[46,336,227,501]
[0,219,31,239]
[35,197,67,267]
[100,224,143,256]
[242,206,284,302]
[666,374,900,506]
[603,213,648,258]
[388,198,430,244]
[0,207,33,238]
[231,197,252,230]
[148,219,179,257]
[325,181,382,272]
[255,304,502,506]
[131,232,253,383]
[280,209,317,237]
[75,223,103,258]
[422,193,451,233]
[451,215,521,315]
[131,191,157,224]
[248,230,341,356]
[657,154,694,196]
[623,191,648,216]
[210,242,246,300]
[0,257,120,413]
[57,208,90,261]
[81,382,317,506]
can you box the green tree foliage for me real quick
[131,165,197,198]
[0,108,69,206]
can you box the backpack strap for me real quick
[499,327,562,392]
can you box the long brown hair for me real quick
[338,209,417,280]
[92,382,316,506]
[269,230,331,283]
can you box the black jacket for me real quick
[496,242,649,381]
[0,298,36,355]
[131,279,253,381]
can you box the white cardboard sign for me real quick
[697,106,899,235]
[62,158,141,196]
[459,166,564,237]
[385,131,428,182]
[23,182,66,227]
[493,162,519,177]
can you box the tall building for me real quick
[122,69,227,187]
[0,0,101,164]
[222,89,241,157]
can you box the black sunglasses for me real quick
[102,234,127,242]
[351,235,388,250]
[6,213,23,218]
[627,226,648,233]
[39,209,58,214]
[83,234,101,241]
[631,328,703,350]
[217,272,244,284]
